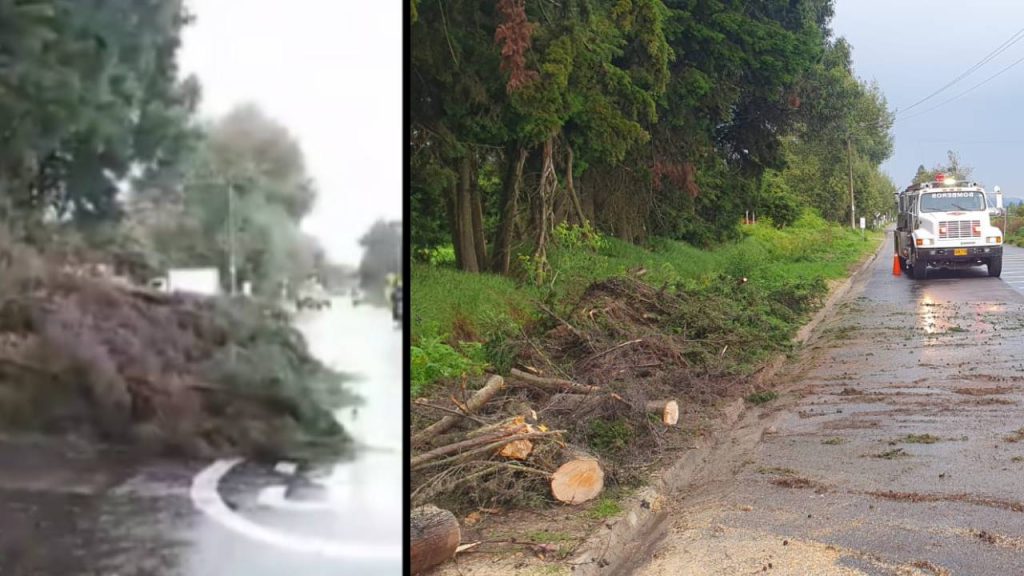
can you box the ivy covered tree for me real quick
[410,0,897,275]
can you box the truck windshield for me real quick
[920,191,986,213]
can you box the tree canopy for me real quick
[411,0,897,275]
[0,0,200,229]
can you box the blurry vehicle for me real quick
[350,286,365,306]
[391,281,403,322]
[295,277,332,310]
[149,268,221,296]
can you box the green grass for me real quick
[411,212,882,395]
[874,448,909,459]
[587,497,623,520]
[746,391,779,405]
[901,434,940,444]
[527,530,574,544]
[822,437,845,445]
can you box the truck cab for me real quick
[894,174,1003,279]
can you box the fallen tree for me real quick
[0,240,353,458]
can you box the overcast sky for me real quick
[179,1,401,266]
[833,0,1024,197]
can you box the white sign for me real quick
[859,217,866,230]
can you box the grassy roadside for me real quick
[412,212,882,397]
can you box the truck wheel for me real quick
[988,255,1003,278]
[911,254,928,280]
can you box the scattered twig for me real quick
[413,401,489,425]
[536,301,592,350]
[414,430,567,471]
[509,368,600,394]
[579,338,642,368]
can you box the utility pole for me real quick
[227,181,237,297]
[847,137,855,229]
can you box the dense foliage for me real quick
[411,0,897,274]
[0,0,199,229]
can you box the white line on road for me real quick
[190,459,401,559]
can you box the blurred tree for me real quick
[128,105,322,295]
[0,0,200,232]
[358,220,402,292]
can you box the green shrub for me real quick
[588,419,634,454]
[410,337,487,397]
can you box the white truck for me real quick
[149,268,222,296]
[894,174,1003,280]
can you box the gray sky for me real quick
[179,1,402,265]
[833,0,1024,197]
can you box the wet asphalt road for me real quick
[632,244,1024,575]
[995,244,1024,296]
[0,296,402,576]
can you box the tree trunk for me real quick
[411,505,461,575]
[469,153,488,270]
[550,448,604,505]
[447,178,464,269]
[531,138,557,284]
[491,147,528,274]
[412,375,507,446]
[455,155,480,272]
[566,144,586,226]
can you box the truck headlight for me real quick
[987,236,1002,244]
[915,238,934,247]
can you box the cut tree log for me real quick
[646,399,680,426]
[498,438,534,460]
[412,375,506,446]
[550,449,604,505]
[467,413,541,461]
[411,505,461,575]
[509,368,600,394]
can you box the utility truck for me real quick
[894,174,1003,280]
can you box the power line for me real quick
[897,25,1024,115]
[898,52,1024,122]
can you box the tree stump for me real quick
[411,505,461,575]
[550,449,604,504]
[646,399,679,426]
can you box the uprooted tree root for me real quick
[0,240,352,460]
[412,276,814,514]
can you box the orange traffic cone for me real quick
[892,253,901,277]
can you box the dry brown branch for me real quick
[413,400,488,426]
[413,375,506,445]
[413,430,566,471]
[508,368,600,394]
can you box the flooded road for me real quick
[629,245,1024,575]
[0,296,402,576]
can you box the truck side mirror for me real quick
[995,186,1004,209]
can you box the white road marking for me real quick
[190,459,401,559]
